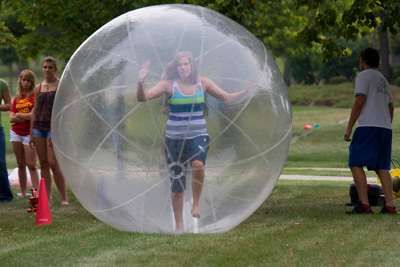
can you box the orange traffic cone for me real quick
[35,178,52,226]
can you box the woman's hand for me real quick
[10,116,24,123]
[29,138,35,148]
[138,61,150,83]
[225,81,252,103]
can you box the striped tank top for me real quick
[165,81,208,139]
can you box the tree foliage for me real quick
[297,0,400,58]
[0,0,399,83]
[0,0,310,61]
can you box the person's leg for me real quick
[189,136,209,218]
[24,144,39,189]
[348,127,372,212]
[376,169,394,207]
[12,141,28,196]
[350,166,369,205]
[376,128,396,213]
[165,138,186,231]
[0,127,13,201]
[171,192,184,232]
[47,139,68,204]
[191,160,204,218]
[32,135,52,199]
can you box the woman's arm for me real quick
[0,86,11,111]
[30,85,40,135]
[201,77,248,103]
[137,80,169,102]
[15,112,33,120]
[136,62,170,101]
[9,98,23,124]
[10,113,24,123]
[10,112,24,123]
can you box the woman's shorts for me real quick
[349,126,392,171]
[10,130,30,145]
[31,128,51,139]
[165,135,210,193]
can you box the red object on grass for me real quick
[35,178,52,226]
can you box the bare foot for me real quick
[191,206,200,218]
[175,227,184,235]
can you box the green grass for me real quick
[289,82,400,107]
[286,107,400,168]
[283,168,352,176]
[2,83,400,266]
[1,180,400,266]
[3,82,400,169]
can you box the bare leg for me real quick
[171,192,184,232]
[376,169,394,207]
[12,141,27,196]
[24,144,39,189]
[48,139,68,204]
[33,136,52,199]
[191,160,204,218]
[351,166,369,205]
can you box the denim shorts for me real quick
[349,126,392,170]
[31,128,51,139]
[165,135,209,193]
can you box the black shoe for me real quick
[346,203,373,214]
[380,205,397,214]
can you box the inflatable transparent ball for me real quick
[52,4,291,234]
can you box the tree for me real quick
[297,0,400,82]
[4,0,398,85]
[1,1,308,61]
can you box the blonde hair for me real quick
[42,56,58,70]
[17,69,35,98]
[164,51,198,84]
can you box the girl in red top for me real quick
[10,69,39,197]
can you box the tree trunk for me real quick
[283,57,291,87]
[379,10,392,83]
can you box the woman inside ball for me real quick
[137,51,247,232]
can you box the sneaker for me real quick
[380,205,397,214]
[346,203,373,214]
[61,200,69,206]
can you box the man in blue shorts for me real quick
[344,47,396,214]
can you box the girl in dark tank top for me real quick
[31,57,69,205]
[33,85,56,131]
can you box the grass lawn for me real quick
[286,107,400,172]
[2,83,400,266]
[3,82,400,171]
[1,180,400,266]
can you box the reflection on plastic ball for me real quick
[52,4,292,233]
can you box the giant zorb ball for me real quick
[53,4,291,233]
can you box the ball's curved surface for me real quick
[53,4,291,233]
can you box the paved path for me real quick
[284,167,349,171]
[280,174,376,183]
[8,167,376,183]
